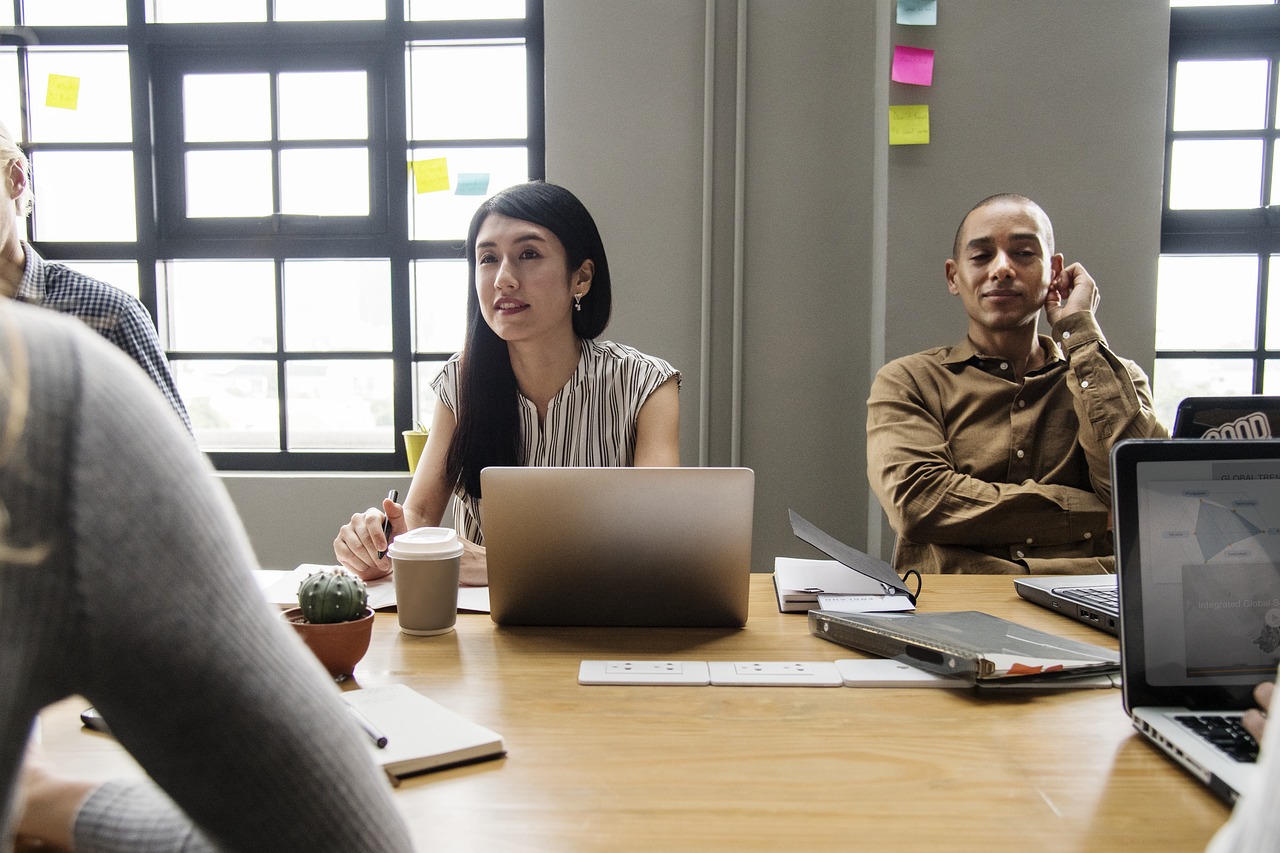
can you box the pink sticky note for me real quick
[891,45,935,86]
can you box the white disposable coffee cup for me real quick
[387,527,464,636]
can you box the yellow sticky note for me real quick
[889,104,929,145]
[46,74,80,110]
[411,158,450,194]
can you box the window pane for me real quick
[407,0,525,20]
[28,49,132,143]
[1173,60,1268,131]
[30,150,136,241]
[1168,139,1263,209]
[286,360,393,451]
[408,146,528,240]
[276,0,385,20]
[164,260,276,351]
[175,360,280,451]
[407,42,526,141]
[280,147,369,216]
[1157,255,1258,349]
[151,0,266,23]
[1154,358,1254,431]
[1171,0,1274,6]
[279,72,368,141]
[60,260,139,299]
[1268,256,1280,348]
[0,50,21,133]
[413,259,467,353]
[186,150,274,217]
[284,259,391,351]
[184,74,271,142]
[22,0,124,25]
[414,359,447,430]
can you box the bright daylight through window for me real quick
[1,0,542,470]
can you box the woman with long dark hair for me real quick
[335,182,680,585]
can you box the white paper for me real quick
[254,564,490,613]
[816,593,916,614]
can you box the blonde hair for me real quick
[0,304,45,564]
[0,119,32,217]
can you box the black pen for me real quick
[376,489,398,560]
[347,704,388,748]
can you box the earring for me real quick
[574,293,582,312]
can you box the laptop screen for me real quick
[1113,439,1280,711]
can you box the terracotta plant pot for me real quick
[283,606,375,681]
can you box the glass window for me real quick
[408,146,528,240]
[1172,59,1268,131]
[22,0,125,25]
[278,71,368,141]
[1153,359,1255,429]
[1168,139,1264,209]
[283,259,391,352]
[27,49,132,143]
[1156,255,1258,350]
[286,360,393,451]
[184,74,272,143]
[163,260,277,352]
[407,0,526,21]
[29,150,136,241]
[17,3,543,470]
[407,41,527,141]
[185,150,274,218]
[413,259,468,354]
[151,0,265,23]
[280,147,369,216]
[175,360,280,451]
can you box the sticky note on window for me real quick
[892,46,935,86]
[455,172,490,196]
[411,157,450,194]
[46,74,81,110]
[889,105,930,145]
[897,0,938,26]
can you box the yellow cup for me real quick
[403,430,428,473]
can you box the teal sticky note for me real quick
[455,173,490,196]
[897,0,938,26]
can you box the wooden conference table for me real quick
[39,574,1231,852]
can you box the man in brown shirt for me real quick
[867,194,1168,574]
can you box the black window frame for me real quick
[1161,3,1280,393]
[18,0,545,472]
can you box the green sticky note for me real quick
[412,157,450,194]
[46,74,80,110]
[889,104,930,145]
[455,172,490,196]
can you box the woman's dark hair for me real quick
[445,181,613,500]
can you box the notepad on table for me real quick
[341,684,505,784]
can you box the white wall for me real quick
[223,0,1171,572]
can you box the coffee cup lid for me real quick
[386,526,464,560]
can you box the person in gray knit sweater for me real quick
[0,300,413,851]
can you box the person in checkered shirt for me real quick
[0,120,191,433]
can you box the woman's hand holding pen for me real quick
[334,495,406,581]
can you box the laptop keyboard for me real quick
[1056,585,1119,614]
[1174,714,1260,762]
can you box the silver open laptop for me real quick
[480,467,755,627]
[1014,574,1118,635]
[1112,438,1280,803]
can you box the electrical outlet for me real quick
[578,660,711,685]
[708,661,844,686]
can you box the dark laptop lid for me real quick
[1112,438,1280,714]
[1172,395,1280,439]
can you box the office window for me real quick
[7,2,544,470]
[1157,1,1280,426]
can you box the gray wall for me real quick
[224,0,1170,572]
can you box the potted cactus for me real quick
[282,567,375,681]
